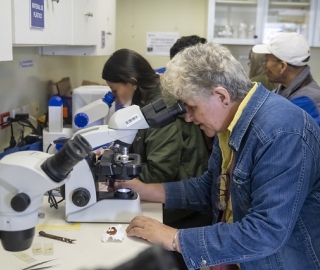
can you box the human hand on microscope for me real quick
[114,178,166,203]
[92,142,115,161]
[94,147,105,158]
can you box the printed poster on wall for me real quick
[30,0,44,29]
[146,32,180,56]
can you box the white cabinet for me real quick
[40,0,116,56]
[46,0,73,45]
[12,0,47,45]
[94,0,116,56]
[72,0,97,46]
[311,0,320,46]
[207,0,265,45]
[11,0,115,55]
[12,0,72,45]
[0,0,12,61]
[207,0,317,46]
[264,0,316,45]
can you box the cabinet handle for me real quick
[52,0,59,3]
[106,32,112,35]
[85,12,93,17]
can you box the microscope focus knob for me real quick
[72,188,91,207]
[11,193,31,212]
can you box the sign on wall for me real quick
[146,32,179,56]
[30,0,44,29]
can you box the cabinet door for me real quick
[40,0,116,56]
[207,0,265,45]
[93,0,116,55]
[12,0,72,45]
[0,0,12,61]
[310,0,320,46]
[264,0,317,44]
[12,0,47,45]
[72,0,97,45]
[46,0,72,45]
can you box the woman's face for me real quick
[183,87,233,135]
[106,81,136,105]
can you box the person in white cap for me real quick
[252,32,320,124]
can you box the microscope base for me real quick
[65,193,141,223]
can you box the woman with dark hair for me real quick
[102,49,160,108]
[102,48,212,270]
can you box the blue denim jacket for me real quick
[164,84,320,270]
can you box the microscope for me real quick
[0,98,186,252]
[64,99,186,223]
[0,134,92,252]
[43,85,115,154]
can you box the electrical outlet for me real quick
[11,108,22,119]
[0,111,11,129]
[31,101,40,116]
[23,104,31,115]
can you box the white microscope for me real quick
[64,99,186,223]
[43,85,115,154]
[0,134,92,252]
[64,105,149,223]
[0,98,186,252]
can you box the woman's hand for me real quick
[115,178,165,203]
[93,147,105,161]
[114,178,145,194]
[113,178,165,203]
[126,216,179,252]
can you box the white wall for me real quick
[116,0,208,69]
[0,47,107,150]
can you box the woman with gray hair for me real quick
[118,42,320,270]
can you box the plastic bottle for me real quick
[48,96,63,133]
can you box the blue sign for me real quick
[30,0,44,29]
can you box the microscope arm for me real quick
[73,91,115,129]
[72,105,150,149]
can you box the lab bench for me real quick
[0,197,162,270]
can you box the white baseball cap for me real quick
[252,32,310,66]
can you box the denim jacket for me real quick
[164,84,320,270]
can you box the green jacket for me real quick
[251,73,276,91]
[132,87,209,223]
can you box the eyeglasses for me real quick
[215,174,230,211]
[260,56,282,66]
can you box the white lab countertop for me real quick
[0,197,162,270]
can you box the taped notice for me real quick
[20,60,34,68]
[146,32,179,56]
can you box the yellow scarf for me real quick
[217,82,258,223]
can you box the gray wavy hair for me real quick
[161,42,252,102]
